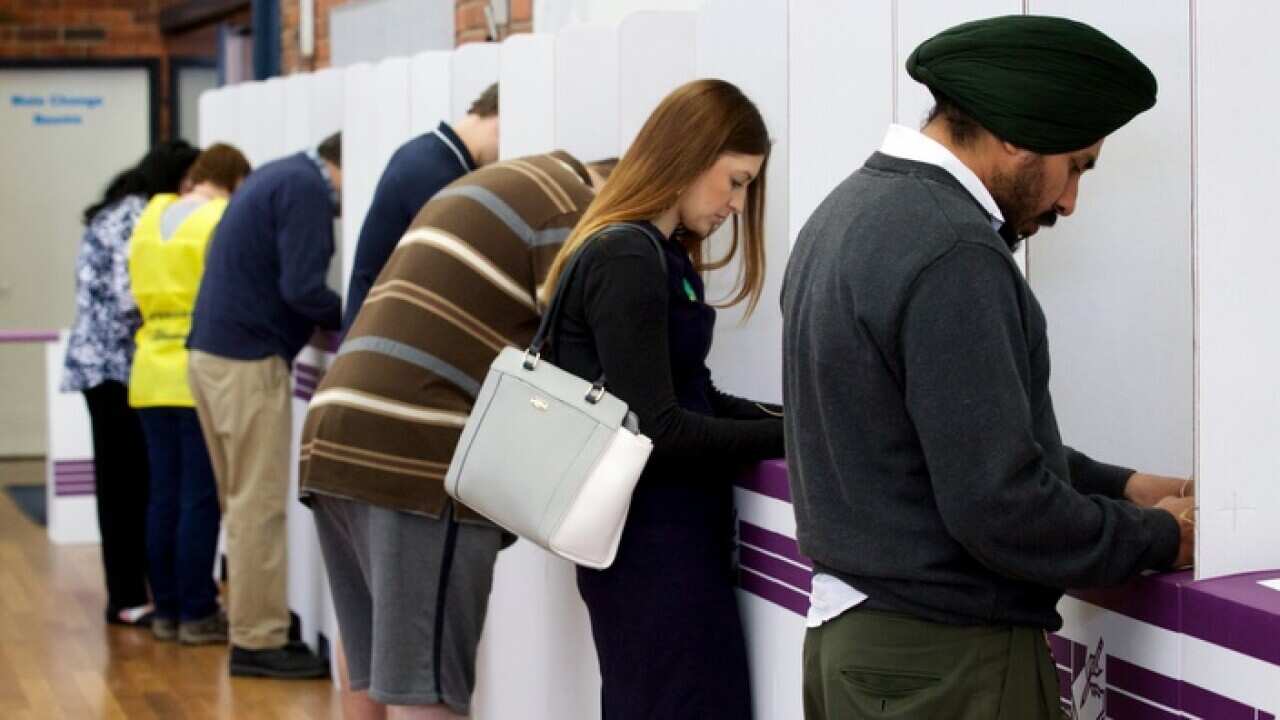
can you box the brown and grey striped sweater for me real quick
[299,151,595,521]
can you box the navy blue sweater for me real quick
[343,122,475,330]
[188,152,341,364]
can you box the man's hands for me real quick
[1153,495,1195,568]
[1124,472,1193,508]
[1125,473,1195,569]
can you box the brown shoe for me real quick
[178,612,228,645]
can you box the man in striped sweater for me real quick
[299,150,611,718]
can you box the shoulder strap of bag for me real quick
[527,221,668,360]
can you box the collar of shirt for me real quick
[305,148,339,206]
[879,123,1004,231]
[434,121,477,173]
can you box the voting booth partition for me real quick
[135,0,1280,715]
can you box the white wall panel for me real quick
[372,57,414,171]
[554,23,620,161]
[498,33,557,159]
[310,67,346,144]
[788,0,893,247]
[894,0,1019,129]
[617,11,696,154]
[1195,0,1280,578]
[341,63,378,300]
[697,0,789,407]
[410,51,453,135]
[451,42,501,122]
[197,86,234,148]
[1027,1,1194,490]
[281,74,313,156]
[471,28,601,720]
[236,80,286,166]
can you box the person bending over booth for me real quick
[343,83,501,331]
[783,16,1195,719]
[127,143,251,645]
[187,133,343,679]
[62,140,198,629]
[300,150,612,719]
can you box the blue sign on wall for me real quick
[10,93,105,125]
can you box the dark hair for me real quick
[83,140,198,223]
[187,143,253,192]
[317,132,342,168]
[586,157,619,184]
[468,83,499,118]
[925,93,984,147]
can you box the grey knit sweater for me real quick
[781,152,1180,630]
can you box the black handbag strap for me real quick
[528,221,669,361]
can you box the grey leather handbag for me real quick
[444,223,666,569]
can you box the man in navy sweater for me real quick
[343,83,500,330]
[187,133,342,679]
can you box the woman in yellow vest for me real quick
[128,144,251,645]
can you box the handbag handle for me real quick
[525,222,670,402]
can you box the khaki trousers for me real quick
[803,607,1064,720]
[188,350,291,650]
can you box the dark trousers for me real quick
[803,607,1064,720]
[138,407,221,622]
[82,381,151,612]
[577,482,752,720]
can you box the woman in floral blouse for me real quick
[61,141,198,627]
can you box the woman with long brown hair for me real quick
[543,78,784,718]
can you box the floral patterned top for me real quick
[60,195,147,392]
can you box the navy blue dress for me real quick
[552,222,784,720]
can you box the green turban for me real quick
[906,15,1157,154]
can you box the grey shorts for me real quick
[312,495,502,712]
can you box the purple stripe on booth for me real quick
[1180,571,1280,668]
[1105,690,1181,720]
[294,389,314,402]
[1108,657,1180,709]
[295,375,318,391]
[738,546,812,593]
[1067,571,1189,633]
[54,460,94,470]
[1259,711,1276,720]
[0,330,59,343]
[295,362,323,379]
[56,485,95,497]
[1057,668,1071,703]
[737,521,811,568]
[1048,633,1072,667]
[734,459,791,503]
[1180,680,1257,719]
[738,567,808,616]
[1072,641,1087,680]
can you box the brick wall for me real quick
[280,0,532,73]
[0,1,245,139]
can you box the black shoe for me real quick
[229,645,329,679]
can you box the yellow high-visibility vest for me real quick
[128,194,228,408]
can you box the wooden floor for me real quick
[0,459,340,719]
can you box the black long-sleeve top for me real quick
[549,223,783,482]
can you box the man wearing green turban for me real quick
[782,15,1196,719]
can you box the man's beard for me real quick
[991,155,1058,251]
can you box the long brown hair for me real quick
[541,78,771,314]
